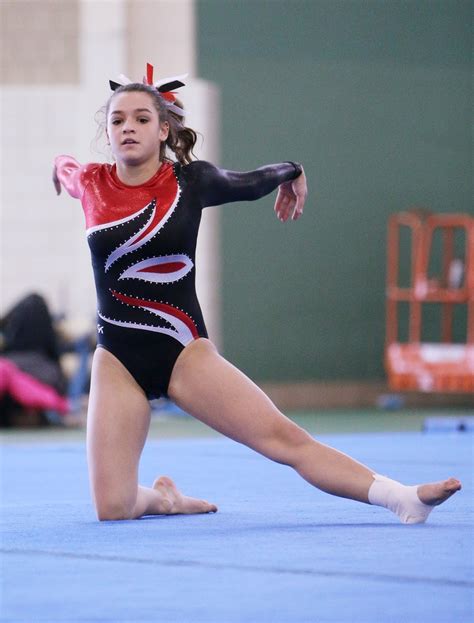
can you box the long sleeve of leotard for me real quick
[54,155,98,200]
[185,160,303,208]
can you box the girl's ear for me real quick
[159,121,169,142]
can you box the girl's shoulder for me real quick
[77,162,112,196]
[178,160,218,185]
[84,161,113,177]
[181,159,214,173]
[54,156,110,200]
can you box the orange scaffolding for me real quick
[385,210,474,393]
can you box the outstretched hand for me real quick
[274,167,307,222]
[52,165,61,195]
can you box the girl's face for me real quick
[106,91,169,167]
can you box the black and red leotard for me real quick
[55,157,302,398]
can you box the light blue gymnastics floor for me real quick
[1,431,472,623]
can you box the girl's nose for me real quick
[123,120,135,133]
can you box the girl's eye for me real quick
[111,119,122,125]
[138,118,149,123]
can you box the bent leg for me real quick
[169,339,461,518]
[87,347,216,520]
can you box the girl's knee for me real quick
[94,491,137,521]
[263,420,313,465]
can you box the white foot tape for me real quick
[368,474,433,524]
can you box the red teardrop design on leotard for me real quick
[137,261,186,274]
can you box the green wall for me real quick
[197,0,472,381]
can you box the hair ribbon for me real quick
[109,62,187,116]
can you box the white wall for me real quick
[0,87,96,322]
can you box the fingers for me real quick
[274,190,296,222]
[290,169,307,220]
[52,166,61,195]
[275,167,308,222]
[291,191,306,220]
[274,190,305,222]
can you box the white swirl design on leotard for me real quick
[85,205,150,238]
[119,254,193,284]
[104,188,181,271]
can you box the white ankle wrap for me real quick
[368,474,433,524]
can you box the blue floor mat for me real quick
[1,432,472,623]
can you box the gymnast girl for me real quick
[53,64,461,523]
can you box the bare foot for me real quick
[152,476,218,515]
[417,477,462,506]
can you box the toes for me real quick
[445,478,462,493]
[152,476,217,515]
[153,476,217,515]
[179,496,218,515]
[418,479,462,506]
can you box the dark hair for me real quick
[104,83,198,165]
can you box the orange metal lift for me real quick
[385,210,474,392]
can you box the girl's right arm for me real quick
[53,155,96,199]
[185,160,307,221]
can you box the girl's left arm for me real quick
[189,161,308,222]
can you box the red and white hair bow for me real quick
[109,63,187,116]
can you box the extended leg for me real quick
[169,339,461,522]
[87,347,216,520]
